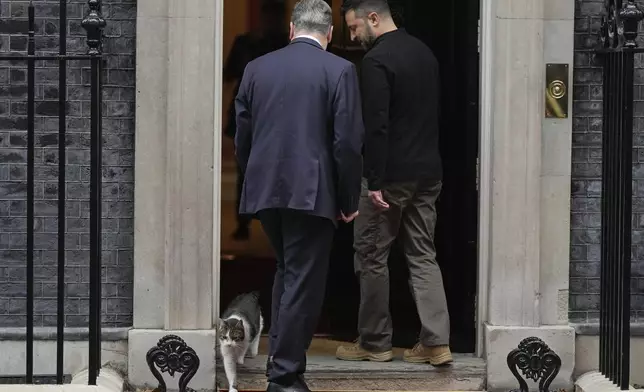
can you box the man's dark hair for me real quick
[340,0,391,17]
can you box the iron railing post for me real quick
[82,0,106,385]
[25,1,35,383]
[56,0,68,383]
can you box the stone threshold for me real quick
[216,354,486,391]
[219,390,481,392]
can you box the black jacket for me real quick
[360,29,442,190]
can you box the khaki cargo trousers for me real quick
[354,178,450,352]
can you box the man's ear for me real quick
[327,25,334,43]
[289,22,295,40]
[367,11,379,27]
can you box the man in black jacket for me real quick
[335,0,452,366]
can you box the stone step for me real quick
[216,354,486,391]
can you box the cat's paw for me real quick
[236,358,244,365]
[229,388,239,392]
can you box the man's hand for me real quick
[340,211,359,223]
[368,190,389,210]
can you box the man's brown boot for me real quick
[336,342,393,362]
[403,343,453,366]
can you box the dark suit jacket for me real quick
[234,37,364,223]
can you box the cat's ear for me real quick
[216,318,225,330]
[234,318,244,328]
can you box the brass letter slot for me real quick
[545,63,569,118]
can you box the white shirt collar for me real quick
[295,34,323,47]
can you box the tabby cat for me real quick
[217,291,264,392]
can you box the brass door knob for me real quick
[548,80,566,99]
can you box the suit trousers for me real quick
[258,208,335,384]
[354,179,450,352]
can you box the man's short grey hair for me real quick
[291,0,333,36]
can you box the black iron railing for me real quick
[596,1,644,390]
[0,0,106,385]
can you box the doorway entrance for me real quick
[218,0,480,354]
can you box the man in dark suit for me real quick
[234,0,364,390]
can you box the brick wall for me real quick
[0,0,135,328]
[571,0,644,323]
